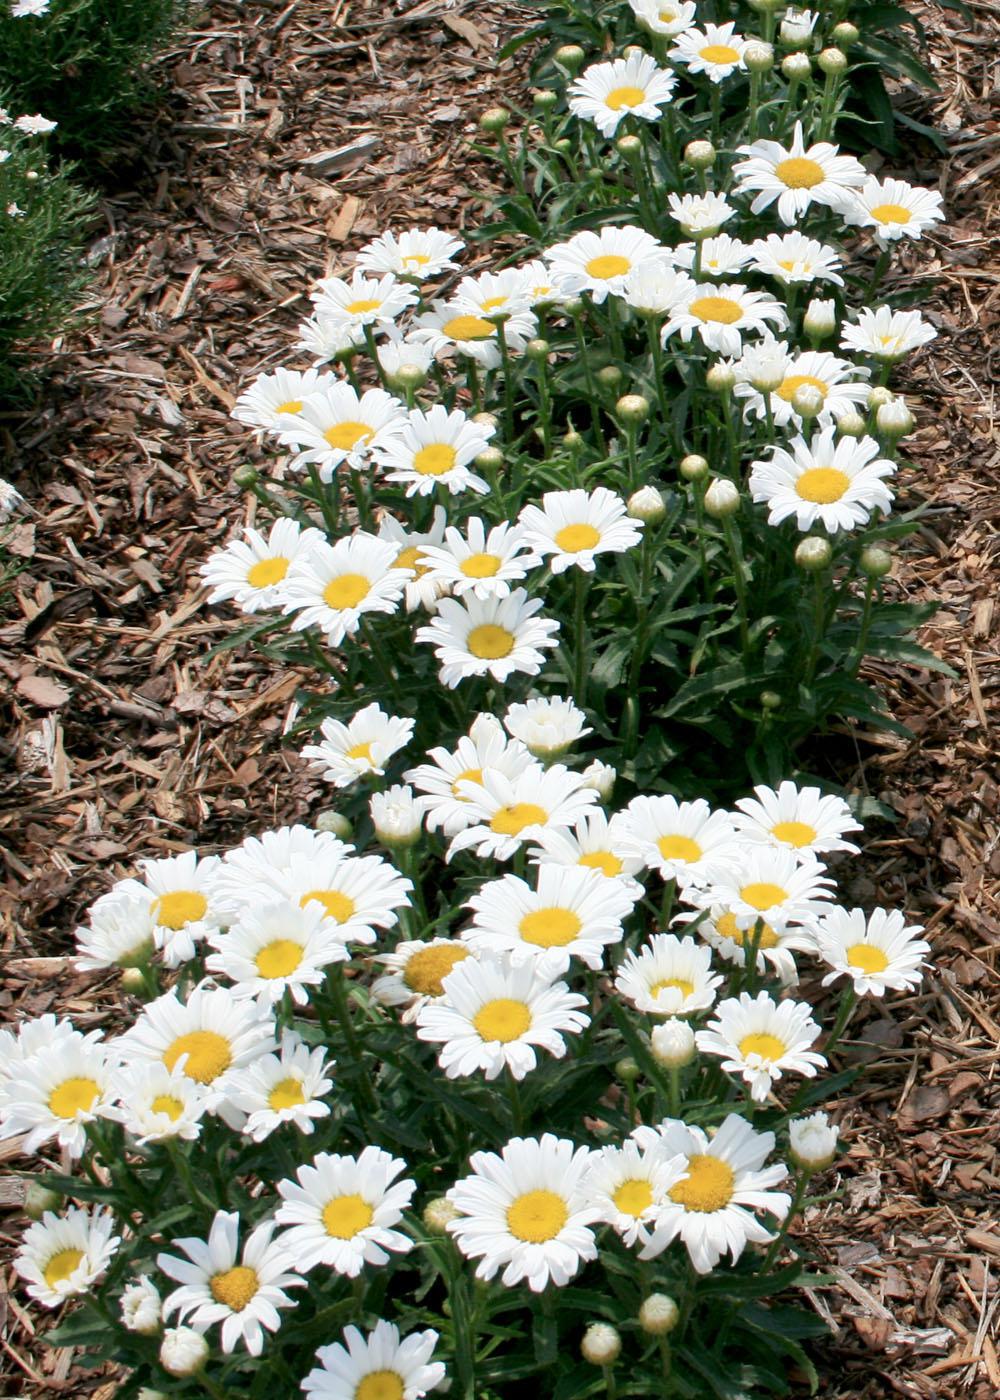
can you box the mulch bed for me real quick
[1,0,997,1394]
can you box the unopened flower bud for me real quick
[24,1183,62,1221]
[639,1294,680,1335]
[791,383,824,419]
[627,485,666,523]
[525,339,551,363]
[581,1323,622,1366]
[423,1197,460,1234]
[789,1110,840,1170]
[703,477,740,517]
[832,21,860,45]
[475,446,504,472]
[121,967,147,995]
[533,88,558,111]
[616,133,642,160]
[876,398,914,438]
[651,1018,696,1068]
[818,47,848,74]
[679,453,709,481]
[315,810,353,840]
[747,0,783,12]
[581,759,616,800]
[706,362,736,394]
[782,51,812,79]
[623,44,645,59]
[121,1277,163,1336]
[597,365,623,391]
[867,385,893,409]
[795,536,832,571]
[554,43,586,75]
[563,297,585,319]
[615,1056,641,1083]
[555,137,573,154]
[138,1390,169,1400]
[780,10,815,46]
[760,689,783,710]
[392,363,427,391]
[472,411,498,430]
[564,427,584,451]
[233,464,259,489]
[860,544,892,578]
[836,411,867,438]
[160,1327,209,1378]
[804,298,837,339]
[370,785,424,849]
[744,40,775,71]
[616,393,650,425]
[479,107,510,134]
[684,138,716,170]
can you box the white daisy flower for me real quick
[205,900,349,1006]
[670,23,748,82]
[405,714,536,837]
[621,261,697,315]
[296,314,366,366]
[662,281,788,358]
[300,702,415,788]
[615,933,723,1017]
[267,849,413,948]
[779,7,819,44]
[419,518,541,601]
[0,1015,83,1109]
[226,1034,334,1141]
[732,122,867,224]
[356,225,464,279]
[529,810,645,894]
[302,1321,445,1400]
[416,588,560,688]
[0,1035,116,1157]
[732,780,862,858]
[749,428,896,531]
[282,533,408,644]
[789,1111,840,1170]
[666,192,737,239]
[696,991,826,1101]
[410,301,536,370]
[94,851,222,969]
[635,1114,790,1272]
[619,795,739,888]
[104,1060,207,1144]
[451,266,536,319]
[275,1146,415,1276]
[734,346,870,430]
[447,1133,601,1290]
[568,51,677,138]
[683,846,834,933]
[813,906,930,996]
[676,904,809,985]
[842,176,944,244]
[747,231,844,287]
[212,825,354,918]
[447,762,599,862]
[416,952,589,1080]
[15,1207,120,1308]
[231,367,335,434]
[120,1275,163,1335]
[671,234,750,279]
[371,938,476,1023]
[519,486,643,574]
[372,404,494,497]
[503,695,591,757]
[463,864,636,973]
[370,783,429,849]
[75,894,156,972]
[840,305,937,361]
[199,518,325,616]
[377,329,436,382]
[309,270,418,337]
[546,224,668,305]
[629,0,697,37]
[275,383,406,482]
[586,1138,688,1247]
[157,1210,302,1355]
[516,257,572,307]
[377,505,449,612]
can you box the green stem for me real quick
[199,1372,230,1400]
[496,320,517,441]
[763,1172,811,1270]
[721,515,751,664]
[308,462,340,536]
[822,984,858,1060]
[603,1364,618,1400]
[505,1067,524,1135]
[572,567,590,707]
[849,577,876,678]
[326,965,377,1111]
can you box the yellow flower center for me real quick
[322,1193,374,1238]
[255,938,304,979]
[43,1249,84,1288]
[775,156,825,189]
[246,555,290,589]
[48,1076,100,1119]
[740,882,788,911]
[402,943,470,995]
[443,314,495,341]
[554,522,601,553]
[519,906,583,948]
[846,943,890,973]
[451,765,483,796]
[669,1154,735,1212]
[490,802,548,835]
[689,295,743,324]
[209,1265,259,1312]
[506,1188,568,1241]
[579,850,623,877]
[275,398,303,415]
[163,1030,233,1084]
[770,820,818,847]
[324,421,375,451]
[268,1077,307,1111]
[869,202,912,225]
[467,623,515,659]
[715,911,779,949]
[795,467,850,504]
[345,298,382,313]
[301,890,356,924]
[356,1373,405,1400]
[650,977,694,999]
[739,1032,788,1061]
[323,573,371,609]
[402,252,430,268]
[777,259,801,272]
[395,545,428,575]
[700,43,740,63]
[473,997,532,1042]
[151,1094,184,1121]
[657,834,703,863]
[153,889,207,930]
[480,295,509,311]
[613,1178,654,1216]
[659,4,679,16]
[605,84,647,111]
[413,443,457,476]
[345,740,373,763]
[585,253,631,280]
[775,373,828,404]
[461,552,502,578]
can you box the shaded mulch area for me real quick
[1,0,998,1394]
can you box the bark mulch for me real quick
[1,0,997,1394]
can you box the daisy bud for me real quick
[392,363,428,392]
[160,1326,209,1378]
[533,88,558,111]
[760,689,783,710]
[597,365,623,392]
[628,485,667,524]
[315,810,353,840]
[780,11,815,46]
[818,47,848,75]
[684,138,716,170]
[795,536,832,571]
[832,21,860,45]
[616,134,642,160]
[475,446,505,472]
[616,393,650,425]
[479,107,510,134]
[563,297,585,318]
[472,411,498,430]
[564,427,584,450]
[860,544,892,578]
[121,967,147,995]
[25,170,40,181]
[789,1110,840,1171]
[525,338,551,361]
[679,453,709,481]
[651,1018,696,1069]
[233,464,259,488]
[791,383,824,420]
[581,1323,622,1366]
[804,298,837,339]
[370,784,425,849]
[615,1056,641,1083]
[639,1293,680,1336]
[623,44,645,59]
[703,478,740,518]
[836,411,867,438]
[782,52,812,79]
[120,1276,163,1336]
[876,398,914,438]
[747,0,783,12]
[138,1391,169,1400]
[706,362,736,394]
[868,385,894,410]
[744,40,775,71]
[24,1183,61,1221]
[555,137,573,154]
[423,1197,460,1234]
[554,43,586,75]
[581,759,616,800]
